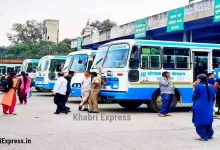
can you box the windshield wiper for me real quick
[95,58,103,65]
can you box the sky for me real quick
[0,0,200,46]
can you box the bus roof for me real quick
[99,39,220,49]
[23,59,40,63]
[67,49,97,56]
[40,55,67,59]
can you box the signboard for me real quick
[167,7,184,32]
[134,18,147,39]
[214,0,220,22]
[77,37,82,50]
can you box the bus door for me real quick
[193,51,210,81]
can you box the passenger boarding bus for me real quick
[35,55,67,91]
[62,49,96,97]
[20,59,39,79]
[91,39,220,111]
[0,64,21,75]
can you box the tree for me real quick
[90,19,117,31]
[57,38,73,55]
[7,20,43,44]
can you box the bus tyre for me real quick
[35,87,43,92]
[148,93,177,112]
[118,101,142,110]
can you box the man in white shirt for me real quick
[53,72,68,114]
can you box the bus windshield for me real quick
[38,58,49,72]
[69,54,88,73]
[49,59,65,72]
[26,62,38,73]
[62,56,73,72]
[92,47,108,69]
[103,44,129,68]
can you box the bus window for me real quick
[103,44,129,68]
[69,54,88,73]
[129,45,140,69]
[50,59,65,72]
[141,47,161,69]
[213,50,220,69]
[163,48,190,70]
[62,56,73,72]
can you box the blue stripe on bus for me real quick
[100,87,193,103]
[135,40,220,49]
[35,82,55,90]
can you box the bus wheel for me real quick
[35,87,43,92]
[148,93,177,112]
[118,101,142,110]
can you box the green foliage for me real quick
[1,20,73,60]
[90,19,117,31]
[1,39,73,60]
[7,20,43,44]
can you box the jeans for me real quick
[160,93,173,114]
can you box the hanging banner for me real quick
[167,7,184,32]
[134,18,147,39]
[77,37,82,50]
[214,0,220,22]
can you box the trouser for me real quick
[19,95,27,104]
[54,93,67,113]
[88,89,100,112]
[195,125,214,140]
[80,91,90,109]
[2,93,16,114]
[160,93,173,114]
[18,90,27,104]
[65,92,70,104]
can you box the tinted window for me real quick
[163,48,190,69]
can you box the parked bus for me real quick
[91,39,220,111]
[0,64,22,75]
[35,55,67,91]
[20,59,39,79]
[62,49,96,97]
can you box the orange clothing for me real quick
[1,78,18,106]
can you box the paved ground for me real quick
[0,91,220,150]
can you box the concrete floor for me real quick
[0,91,220,150]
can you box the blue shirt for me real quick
[207,78,215,85]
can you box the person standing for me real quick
[88,72,101,113]
[64,71,75,111]
[53,72,68,114]
[158,71,175,117]
[1,72,18,115]
[192,74,215,141]
[17,71,31,104]
[214,76,220,115]
[79,70,91,111]
[207,73,215,85]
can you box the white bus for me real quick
[35,55,67,91]
[0,64,22,75]
[91,39,220,111]
[62,49,96,97]
[20,59,39,79]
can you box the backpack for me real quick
[1,78,13,92]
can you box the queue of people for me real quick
[0,71,32,115]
